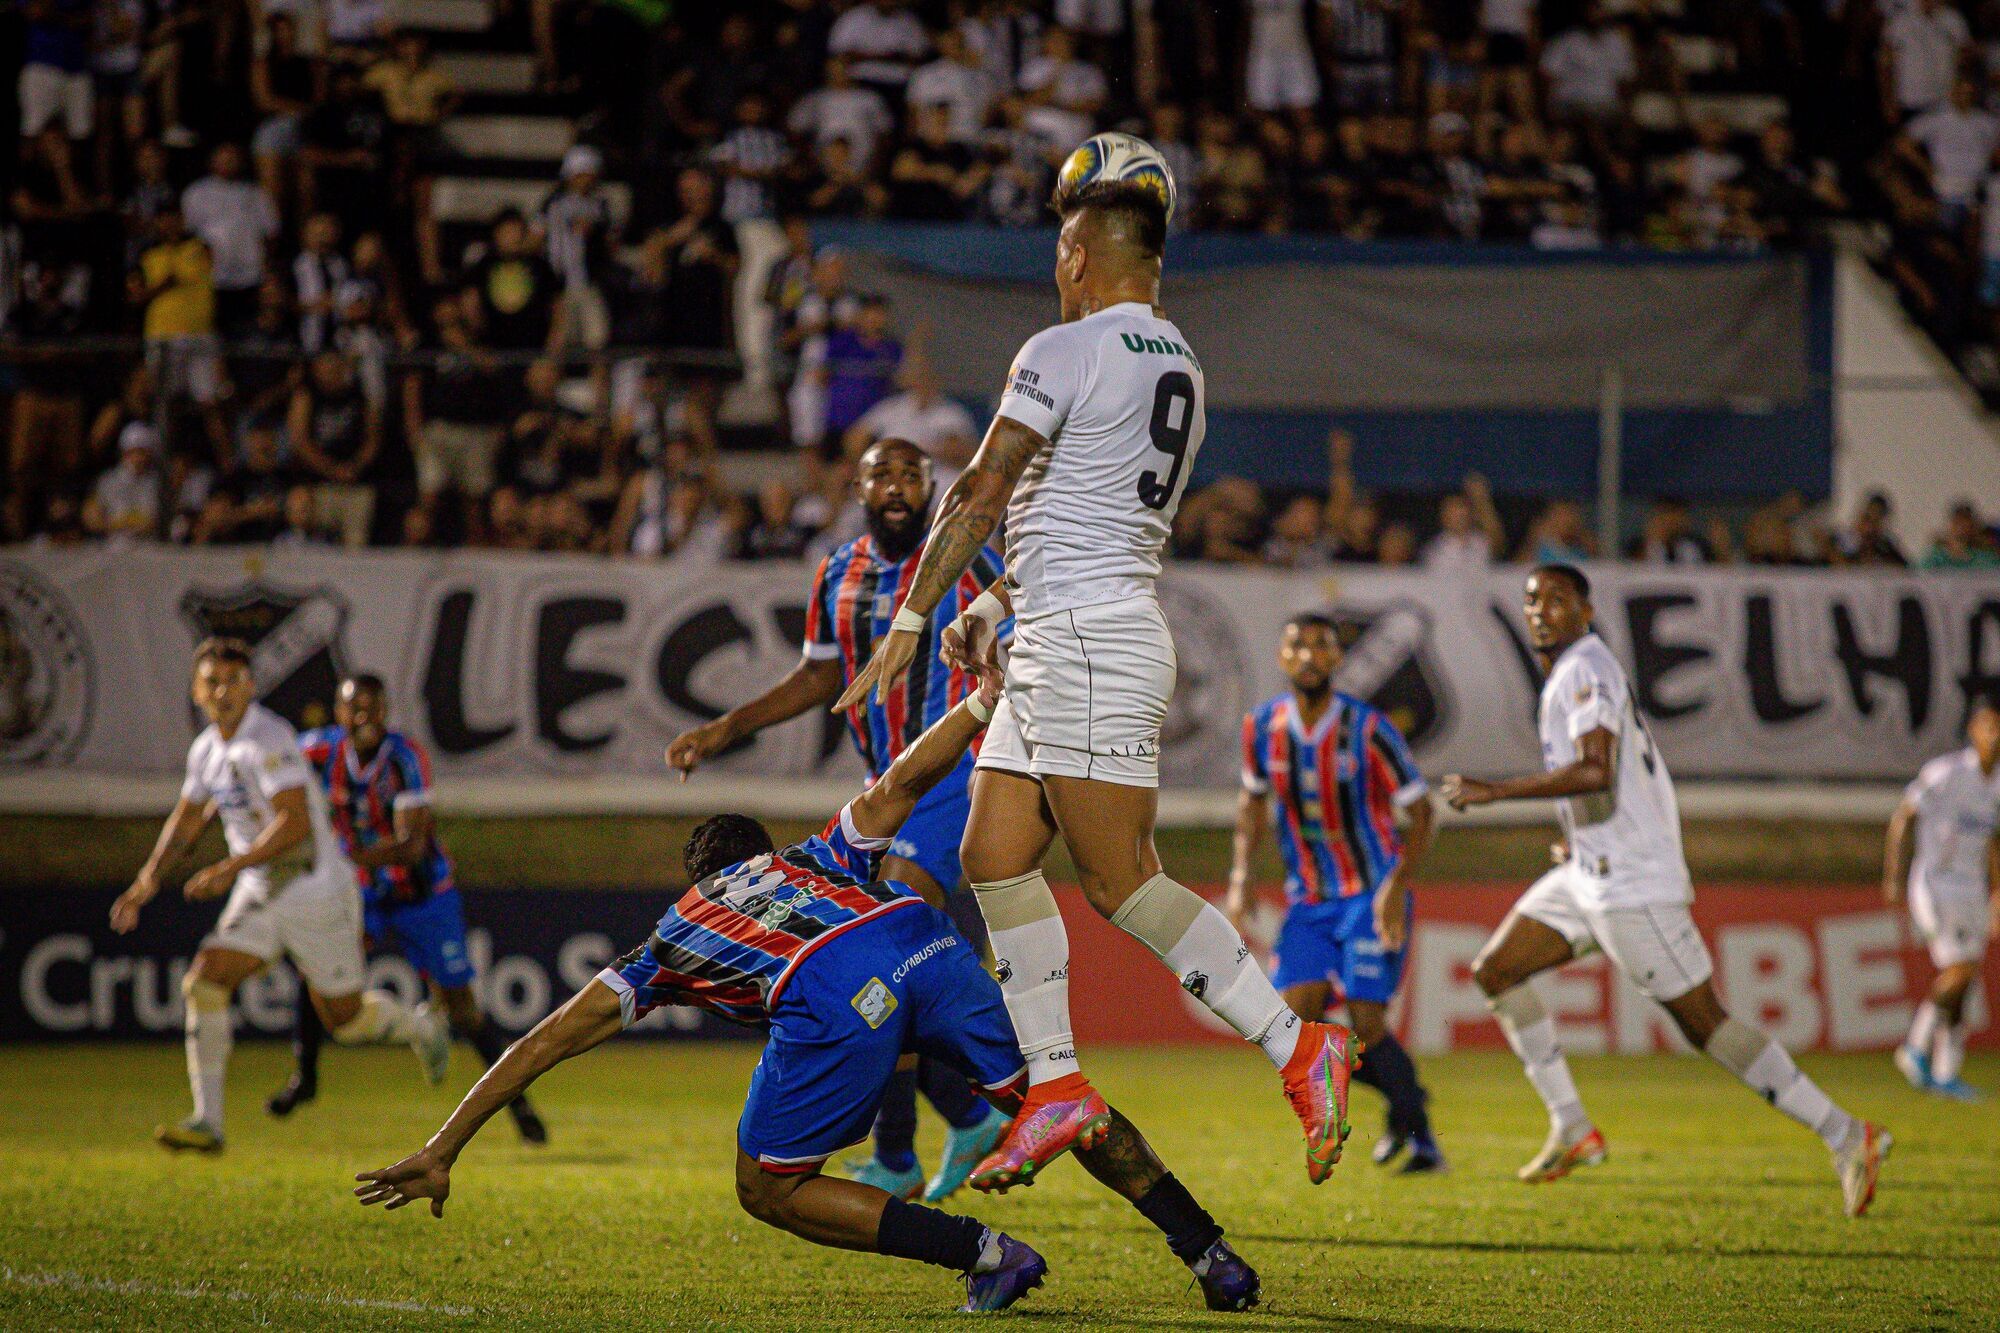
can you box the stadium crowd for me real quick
[0,0,1991,556]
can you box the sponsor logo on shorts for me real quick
[0,562,94,765]
[851,977,898,1029]
[891,936,955,983]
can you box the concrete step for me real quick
[441,114,574,161]
[390,0,493,32]
[431,174,631,225]
[436,51,538,96]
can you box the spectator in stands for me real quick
[195,420,293,545]
[1332,494,1385,562]
[250,13,324,213]
[366,28,459,282]
[1321,0,1400,116]
[1921,500,2000,568]
[830,0,931,102]
[543,145,616,350]
[819,294,904,455]
[1377,521,1418,566]
[843,359,978,482]
[649,166,739,451]
[1261,493,1337,569]
[1627,497,1723,564]
[1880,0,1971,124]
[1742,120,1842,248]
[788,58,895,176]
[2,266,95,539]
[288,348,381,548]
[889,103,991,220]
[131,204,222,420]
[501,360,618,518]
[978,96,1057,226]
[1146,102,1200,229]
[1195,110,1274,231]
[20,0,94,150]
[1422,473,1505,572]
[711,94,792,225]
[732,480,821,560]
[82,421,163,544]
[782,248,860,453]
[273,483,334,547]
[1519,498,1598,563]
[1175,476,1266,563]
[908,27,1000,143]
[1896,77,2000,224]
[1476,0,1539,129]
[1541,1,1633,153]
[1830,490,1909,567]
[609,435,732,559]
[1018,26,1106,119]
[182,144,280,337]
[407,295,517,541]
[466,208,561,352]
[806,136,892,218]
[327,0,391,62]
[1244,0,1320,117]
[120,137,175,266]
[300,63,389,234]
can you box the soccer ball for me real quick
[1057,132,1177,223]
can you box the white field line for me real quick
[0,1264,477,1317]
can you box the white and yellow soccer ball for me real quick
[1056,132,1176,223]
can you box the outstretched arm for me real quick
[355,980,624,1216]
[847,677,1000,842]
[111,796,212,932]
[1440,729,1614,810]
[832,417,1045,712]
[668,656,845,779]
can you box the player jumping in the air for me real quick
[1885,695,1999,1101]
[834,158,1358,1188]
[266,673,547,1142]
[111,638,449,1154]
[356,677,1261,1315]
[1441,567,1891,1216]
[666,437,1007,1201]
[1226,614,1444,1172]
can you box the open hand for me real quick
[355,1148,453,1217]
[110,873,158,933]
[1373,878,1408,952]
[183,861,237,901]
[832,627,919,713]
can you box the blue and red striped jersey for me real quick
[300,726,455,906]
[804,534,1007,779]
[617,804,919,1025]
[1242,693,1428,906]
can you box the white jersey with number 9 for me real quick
[993,301,1204,620]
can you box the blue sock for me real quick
[1358,1034,1431,1139]
[873,1067,920,1172]
[919,1057,989,1131]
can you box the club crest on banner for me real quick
[0,562,94,765]
[179,581,352,731]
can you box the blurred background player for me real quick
[359,678,1261,1316]
[1885,695,2000,1101]
[274,673,547,1142]
[666,436,1008,1202]
[1442,567,1891,1217]
[110,639,448,1153]
[1226,613,1443,1172]
[841,159,1358,1190]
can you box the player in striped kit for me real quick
[271,674,547,1142]
[359,676,1262,1315]
[1226,614,1443,1172]
[667,437,1010,1202]
[1886,696,1999,1100]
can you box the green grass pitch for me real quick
[3,1043,1995,1330]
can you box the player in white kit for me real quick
[835,163,1359,1191]
[1885,696,1999,1100]
[1441,567,1891,1217]
[111,637,450,1153]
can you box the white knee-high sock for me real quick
[330,989,429,1045]
[1906,1000,1942,1055]
[1706,1017,1859,1152]
[972,872,1078,1087]
[1489,984,1589,1136]
[1110,874,1301,1068]
[184,978,233,1133]
[1934,1015,1968,1084]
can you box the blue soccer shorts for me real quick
[1268,891,1408,1007]
[885,754,972,895]
[737,902,1025,1173]
[364,888,478,990]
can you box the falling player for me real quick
[357,675,1261,1315]
[110,638,448,1153]
[1225,614,1444,1172]
[834,157,1358,1188]
[1440,566,1891,1216]
[667,437,1008,1201]
[1885,695,1999,1100]
[267,673,548,1142]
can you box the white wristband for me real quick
[964,588,1006,628]
[891,605,927,635]
[965,691,993,723]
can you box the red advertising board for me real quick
[1060,884,1995,1053]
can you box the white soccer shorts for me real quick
[1246,48,1320,111]
[1514,863,1713,1002]
[1909,877,1992,969]
[976,597,1176,789]
[202,865,366,996]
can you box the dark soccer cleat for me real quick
[154,1118,224,1154]
[1189,1239,1260,1312]
[961,1233,1047,1313]
[265,1073,316,1118]
[1398,1131,1446,1175]
[511,1099,549,1145]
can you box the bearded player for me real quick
[110,637,449,1153]
[1441,566,1890,1217]
[836,138,1358,1189]
[359,674,1261,1315]
[1885,695,1999,1101]
[667,436,1010,1201]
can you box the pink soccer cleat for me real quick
[970,1075,1113,1193]
[1281,1021,1360,1184]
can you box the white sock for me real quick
[974,873,1079,1087]
[184,980,232,1133]
[1110,875,1299,1069]
[331,989,428,1046]
[1709,1017,1858,1153]
[1907,1000,1941,1055]
[1489,984,1589,1137]
[1934,1016,1968,1084]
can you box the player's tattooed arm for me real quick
[1440,728,1613,810]
[849,674,1002,841]
[1883,799,1917,904]
[112,796,214,931]
[1070,1104,1168,1202]
[356,979,625,1216]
